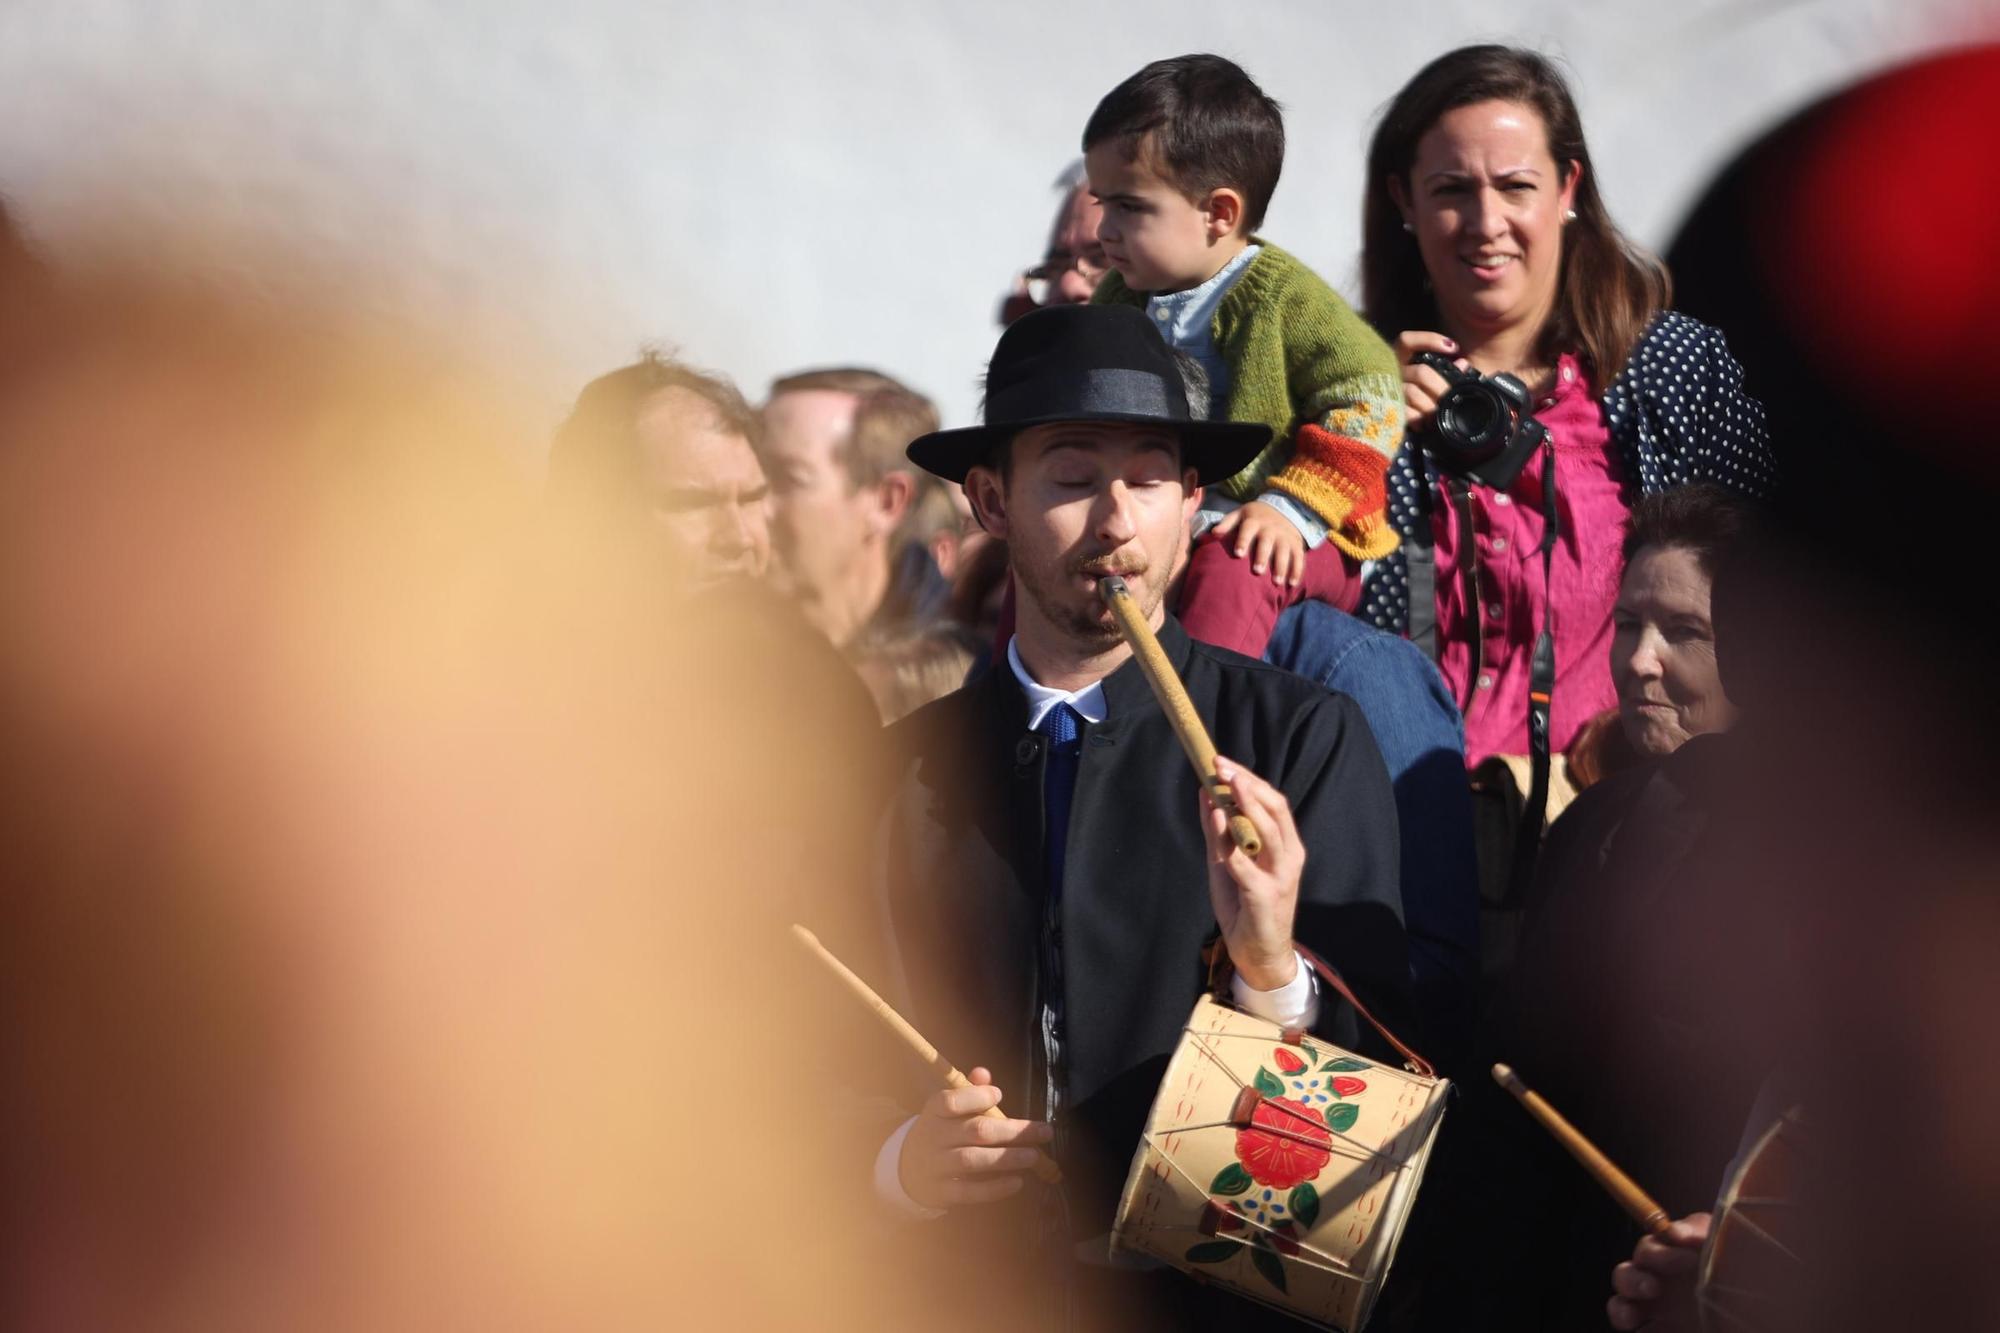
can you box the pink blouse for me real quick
[1432,355,1631,767]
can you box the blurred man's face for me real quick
[1042,186,1107,305]
[632,387,770,592]
[760,388,877,627]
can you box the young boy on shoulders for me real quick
[1085,54,1403,657]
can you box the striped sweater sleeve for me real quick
[1263,288,1405,563]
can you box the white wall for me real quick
[0,1,1984,441]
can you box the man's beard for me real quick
[1016,550,1157,649]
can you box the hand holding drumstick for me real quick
[899,1066,1056,1210]
[1607,1214,1712,1331]
[790,925,1058,1209]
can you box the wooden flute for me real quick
[1097,575,1261,856]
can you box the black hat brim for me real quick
[906,414,1272,486]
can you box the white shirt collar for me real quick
[1006,637,1109,730]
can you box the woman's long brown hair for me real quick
[1361,45,1670,387]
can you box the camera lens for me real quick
[1442,394,1501,443]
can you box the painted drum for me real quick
[1112,996,1449,1331]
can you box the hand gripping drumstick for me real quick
[1096,576,1262,856]
[1492,1064,1671,1235]
[791,925,1062,1185]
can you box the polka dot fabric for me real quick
[1359,313,1778,634]
[1599,312,1778,499]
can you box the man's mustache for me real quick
[1073,555,1148,579]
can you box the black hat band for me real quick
[986,367,1190,427]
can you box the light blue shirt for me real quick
[1145,244,1260,412]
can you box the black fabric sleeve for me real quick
[1279,689,1418,1062]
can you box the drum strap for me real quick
[1294,943,1436,1079]
[1210,939,1435,1079]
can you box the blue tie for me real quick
[1038,702,1084,898]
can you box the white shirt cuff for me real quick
[1230,950,1321,1030]
[873,1115,946,1221]
[1254,491,1330,549]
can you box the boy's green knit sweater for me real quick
[1094,241,1403,561]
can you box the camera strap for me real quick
[1411,432,1560,897]
[1510,434,1560,897]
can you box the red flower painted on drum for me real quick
[1272,1047,1307,1076]
[1234,1096,1332,1189]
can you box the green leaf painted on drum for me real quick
[1184,1241,1237,1266]
[1288,1182,1321,1229]
[1210,1162,1254,1196]
[1253,1067,1286,1098]
[1324,1102,1360,1133]
[1250,1244,1289,1294]
[1320,1055,1370,1073]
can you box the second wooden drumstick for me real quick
[792,924,1062,1185]
[1492,1063,1671,1235]
[1096,575,1261,856]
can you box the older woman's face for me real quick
[1612,544,1737,757]
[1398,99,1579,344]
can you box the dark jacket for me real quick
[1421,732,1784,1331]
[874,618,1414,1276]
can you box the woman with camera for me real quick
[1358,45,1774,774]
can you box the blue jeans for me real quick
[1268,601,1480,1074]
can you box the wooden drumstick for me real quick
[1492,1064,1671,1235]
[1096,575,1262,856]
[791,925,1062,1185]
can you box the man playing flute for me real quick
[865,304,1415,1328]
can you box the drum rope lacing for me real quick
[1160,1030,1428,1160]
[1144,1140,1363,1277]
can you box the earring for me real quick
[1401,220,1414,234]
[1563,208,1577,223]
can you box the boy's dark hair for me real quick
[1083,55,1285,232]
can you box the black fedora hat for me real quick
[906,304,1271,484]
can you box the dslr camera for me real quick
[1412,351,1551,489]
